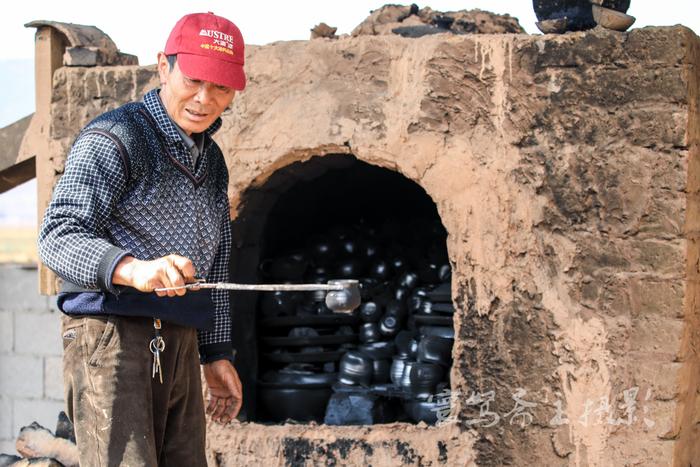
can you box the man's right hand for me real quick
[112,255,196,297]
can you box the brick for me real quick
[629,278,684,318]
[641,400,678,441]
[0,311,12,353]
[0,397,11,439]
[12,399,65,437]
[0,265,50,312]
[629,317,684,360]
[629,361,684,402]
[0,355,43,398]
[14,310,62,356]
[43,357,64,401]
[630,240,685,275]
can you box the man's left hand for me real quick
[202,359,243,424]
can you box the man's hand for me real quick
[112,254,197,297]
[203,359,243,424]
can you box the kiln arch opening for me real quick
[229,154,455,425]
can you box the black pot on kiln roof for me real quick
[534,0,631,32]
[600,0,631,13]
[533,0,595,31]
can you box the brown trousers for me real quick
[61,314,207,467]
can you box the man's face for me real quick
[157,52,236,135]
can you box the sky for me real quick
[0,0,698,226]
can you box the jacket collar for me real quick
[143,89,222,144]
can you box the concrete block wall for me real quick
[0,264,63,455]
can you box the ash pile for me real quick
[311,3,525,39]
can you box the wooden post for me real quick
[27,27,67,295]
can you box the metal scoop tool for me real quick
[154,279,361,313]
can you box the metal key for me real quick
[150,319,165,384]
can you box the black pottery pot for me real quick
[417,336,454,367]
[257,382,332,423]
[408,288,430,312]
[418,326,455,340]
[369,260,391,280]
[339,238,361,257]
[390,257,408,274]
[403,399,440,425]
[385,300,407,321]
[390,356,409,386]
[336,259,365,278]
[379,314,401,338]
[359,302,382,323]
[259,291,300,317]
[408,362,445,398]
[533,0,596,31]
[534,0,632,31]
[358,341,396,360]
[359,323,382,343]
[418,263,440,284]
[399,360,418,392]
[262,368,338,386]
[309,238,337,264]
[397,272,419,290]
[371,359,391,384]
[437,264,451,282]
[259,252,309,281]
[363,242,380,259]
[338,351,373,386]
[394,287,410,302]
[394,330,415,357]
[601,0,630,12]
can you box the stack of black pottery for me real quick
[255,216,454,425]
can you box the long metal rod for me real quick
[154,282,348,293]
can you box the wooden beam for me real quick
[0,156,35,193]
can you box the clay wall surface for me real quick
[48,27,700,466]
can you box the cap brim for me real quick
[177,53,246,91]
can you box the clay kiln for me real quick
[30,17,700,467]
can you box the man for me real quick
[38,12,245,466]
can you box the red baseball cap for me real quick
[165,12,246,90]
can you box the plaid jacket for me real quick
[38,89,233,361]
